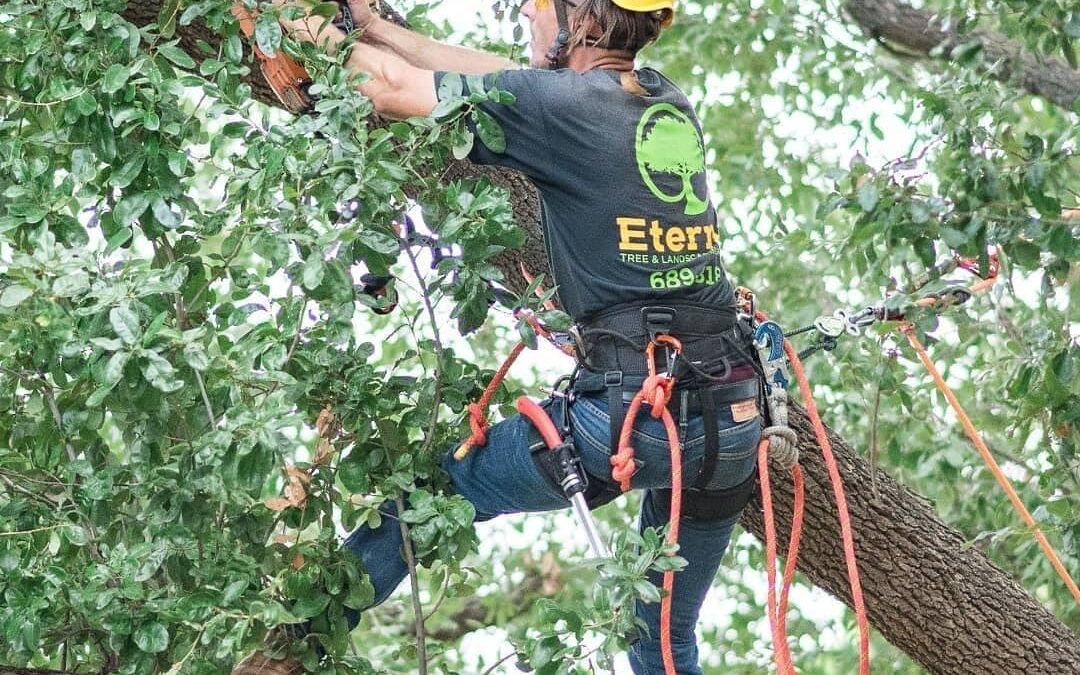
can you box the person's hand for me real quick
[343,0,380,33]
[272,0,347,53]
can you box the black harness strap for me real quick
[605,371,625,465]
[695,386,721,490]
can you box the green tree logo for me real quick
[635,103,708,216]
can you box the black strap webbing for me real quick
[606,371,625,467]
[694,387,720,489]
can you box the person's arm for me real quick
[275,0,438,119]
[358,8,517,74]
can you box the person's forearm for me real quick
[363,17,518,74]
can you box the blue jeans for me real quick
[343,391,761,675]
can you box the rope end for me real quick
[453,442,473,461]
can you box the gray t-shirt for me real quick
[434,67,735,322]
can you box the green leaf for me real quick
[473,109,506,154]
[255,12,282,57]
[437,72,464,100]
[151,198,179,229]
[222,580,248,605]
[52,271,90,297]
[430,96,465,120]
[337,456,370,493]
[857,182,879,212]
[113,193,151,227]
[104,351,131,387]
[101,64,130,94]
[452,128,475,161]
[110,305,141,345]
[64,524,89,546]
[134,622,169,653]
[357,228,400,256]
[303,256,325,290]
[292,592,331,619]
[158,44,195,69]
[0,285,33,309]
[183,343,209,371]
[110,155,145,189]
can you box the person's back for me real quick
[240,2,762,673]
[448,65,735,320]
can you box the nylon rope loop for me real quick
[610,390,646,492]
[757,440,805,674]
[784,339,871,675]
[454,340,527,460]
[900,324,1080,604]
[658,402,683,675]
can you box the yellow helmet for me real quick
[611,0,675,26]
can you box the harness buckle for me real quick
[641,306,676,342]
[603,371,623,388]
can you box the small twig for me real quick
[194,370,216,426]
[395,496,428,675]
[41,381,77,463]
[283,299,309,369]
[868,376,883,502]
[480,651,519,675]
[0,524,65,537]
[402,239,445,458]
[422,571,453,622]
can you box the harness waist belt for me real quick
[574,300,743,374]
[573,371,760,413]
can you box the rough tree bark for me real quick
[69,2,1076,674]
[844,0,1080,112]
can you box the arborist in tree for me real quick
[239,1,766,672]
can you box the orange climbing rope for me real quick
[607,335,684,675]
[755,435,804,673]
[750,303,868,675]
[901,325,1080,604]
[454,311,557,460]
[784,340,871,675]
[895,254,1079,603]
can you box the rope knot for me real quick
[466,402,488,446]
[762,425,799,470]
[642,374,674,418]
[610,447,636,491]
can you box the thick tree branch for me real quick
[844,0,1080,111]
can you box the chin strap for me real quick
[544,0,572,68]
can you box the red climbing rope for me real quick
[785,340,871,675]
[608,335,683,675]
[751,306,867,675]
[454,340,527,460]
[756,436,802,673]
[455,311,554,460]
[902,325,1080,604]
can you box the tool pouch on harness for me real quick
[570,300,764,497]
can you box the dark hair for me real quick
[567,0,669,55]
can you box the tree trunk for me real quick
[80,2,1080,673]
[843,0,1080,112]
